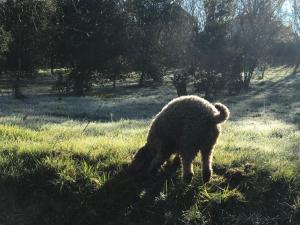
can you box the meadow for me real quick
[0,67,299,225]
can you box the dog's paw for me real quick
[183,172,194,183]
[202,170,212,183]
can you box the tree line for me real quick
[0,0,299,98]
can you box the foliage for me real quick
[235,0,285,87]
[0,26,11,72]
[0,0,296,97]
[162,2,197,95]
[193,0,241,97]
[0,0,55,98]
[0,26,10,54]
[0,0,54,73]
[53,0,129,95]
[126,0,175,86]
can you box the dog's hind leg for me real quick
[180,150,198,183]
[201,146,214,183]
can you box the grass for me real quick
[0,66,299,225]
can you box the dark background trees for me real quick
[0,26,11,74]
[193,0,239,97]
[0,0,296,98]
[126,0,176,86]
[0,0,55,97]
[52,0,129,95]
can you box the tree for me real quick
[161,3,197,96]
[126,0,174,86]
[193,0,238,97]
[0,0,55,98]
[55,0,128,95]
[0,26,11,74]
[0,26,10,55]
[235,0,285,87]
[293,0,300,36]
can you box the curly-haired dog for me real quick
[131,95,229,183]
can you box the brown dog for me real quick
[131,95,229,183]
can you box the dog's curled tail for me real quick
[214,103,230,124]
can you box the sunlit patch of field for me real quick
[0,66,299,225]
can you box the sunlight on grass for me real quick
[0,115,299,187]
[0,66,299,225]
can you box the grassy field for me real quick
[0,67,299,225]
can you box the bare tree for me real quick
[235,0,286,87]
[182,0,206,30]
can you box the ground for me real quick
[0,66,299,225]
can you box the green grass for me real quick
[0,66,299,225]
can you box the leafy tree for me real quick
[104,56,129,89]
[0,26,11,74]
[193,0,238,97]
[0,0,55,98]
[0,26,10,54]
[126,0,174,86]
[55,0,128,95]
[161,3,197,96]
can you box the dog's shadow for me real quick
[81,160,188,225]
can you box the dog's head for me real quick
[130,146,152,172]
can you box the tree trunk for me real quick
[74,83,84,96]
[175,82,187,97]
[139,71,145,87]
[50,53,55,76]
[73,71,84,96]
[244,73,252,89]
[261,65,267,79]
[13,74,21,98]
[14,57,24,99]
[293,56,300,74]
[293,61,299,75]
[293,46,300,74]
[112,73,117,90]
[244,67,255,89]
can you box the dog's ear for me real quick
[133,146,147,160]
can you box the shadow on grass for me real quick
[220,71,300,127]
[0,150,299,225]
[0,150,195,225]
